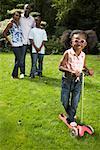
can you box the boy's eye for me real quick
[72,39,86,44]
[74,40,79,43]
[81,40,86,43]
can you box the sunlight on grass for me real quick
[0,53,100,149]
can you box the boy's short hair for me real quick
[35,16,41,22]
[70,30,87,40]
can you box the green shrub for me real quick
[96,42,100,54]
[54,26,67,37]
[45,36,63,54]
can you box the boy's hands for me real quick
[36,47,40,52]
[73,69,94,77]
[83,68,94,76]
[88,69,94,76]
[74,70,81,77]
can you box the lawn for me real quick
[0,53,100,150]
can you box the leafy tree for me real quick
[0,0,18,20]
[0,0,56,35]
[52,0,100,40]
[52,0,75,24]
[30,0,57,35]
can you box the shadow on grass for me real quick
[24,75,61,88]
[85,81,99,90]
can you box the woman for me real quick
[3,11,24,79]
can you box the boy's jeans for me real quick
[31,53,44,75]
[61,74,82,122]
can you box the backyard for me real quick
[0,53,100,150]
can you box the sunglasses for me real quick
[72,39,86,44]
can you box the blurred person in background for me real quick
[20,4,36,78]
[3,11,24,79]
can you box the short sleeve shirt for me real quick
[29,27,47,54]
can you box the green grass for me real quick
[0,53,100,150]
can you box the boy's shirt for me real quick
[29,27,47,54]
[64,47,85,73]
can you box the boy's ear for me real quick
[84,41,87,47]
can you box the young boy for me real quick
[29,16,47,78]
[59,30,94,126]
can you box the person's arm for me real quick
[37,29,47,52]
[3,22,13,46]
[37,41,46,52]
[83,57,94,76]
[59,51,75,73]
[30,39,40,52]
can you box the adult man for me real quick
[20,4,35,78]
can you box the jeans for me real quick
[61,74,82,122]
[12,46,24,77]
[21,44,32,75]
[31,53,44,75]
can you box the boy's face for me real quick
[71,33,87,51]
[35,17,41,27]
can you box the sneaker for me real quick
[70,122,77,127]
[30,74,35,79]
[20,74,24,79]
[11,76,19,79]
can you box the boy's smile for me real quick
[71,34,87,52]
